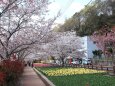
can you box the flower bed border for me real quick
[33,67,55,86]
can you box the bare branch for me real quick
[0,54,4,59]
[9,40,37,56]
[7,13,27,40]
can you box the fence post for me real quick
[96,65,98,70]
[88,65,89,68]
[84,65,85,68]
[76,64,77,68]
[107,67,109,71]
[92,65,93,69]
[101,65,103,70]
[113,66,115,74]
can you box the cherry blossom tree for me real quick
[42,31,85,66]
[90,26,115,62]
[0,0,58,59]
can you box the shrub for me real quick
[0,59,24,85]
[0,72,6,85]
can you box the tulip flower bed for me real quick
[37,67,115,86]
[33,63,58,67]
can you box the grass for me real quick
[36,67,115,86]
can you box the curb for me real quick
[33,67,56,86]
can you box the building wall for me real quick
[87,37,99,58]
[82,36,99,58]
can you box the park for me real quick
[0,0,115,86]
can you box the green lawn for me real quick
[36,67,115,86]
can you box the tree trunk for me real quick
[61,57,64,67]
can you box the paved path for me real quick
[20,67,46,86]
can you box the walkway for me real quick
[20,67,46,86]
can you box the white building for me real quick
[82,36,99,58]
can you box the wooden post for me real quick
[113,65,115,74]
[107,67,109,71]
[101,65,103,70]
[92,65,93,69]
[88,65,89,68]
[84,65,85,68]
[96,65,98,70]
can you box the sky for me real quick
[48,0,91,24]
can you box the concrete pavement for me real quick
[20,67,46,86]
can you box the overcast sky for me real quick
[48,0,91,23]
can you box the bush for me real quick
[0,59,24,85]
[0,72,6,85]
